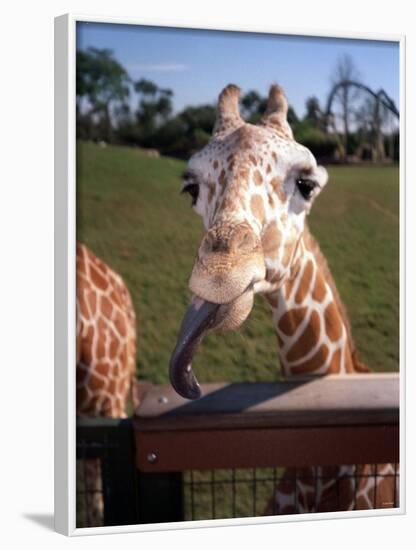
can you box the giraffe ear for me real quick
[260,84,294,139]
[213,84,244,136]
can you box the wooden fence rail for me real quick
[133,374,399,473]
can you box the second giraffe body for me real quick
[76,243,138,526]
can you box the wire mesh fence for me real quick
[183,468,278,520]
[76,419,399,527]
[76,376,400,527]
[182,464,400,520]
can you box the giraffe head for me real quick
[170,84,328,399]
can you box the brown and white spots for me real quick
[250,195,266,224]
[324,302,343,342]
[284,274,298,301]
[278,307,308,337]
[219,169,227,189]
[90,370,107,392]
[249,154,257,166]
[238,195,247,209]
[79,292,90,320]
[109,338,119,359]
[237,165,249,181]
[270,176,281,193]
[253,170,263,185]
[286,309,320,362]
[268,269,284,285]
[221,195,235,212]
[114,309,128,338]
[266,292,279,309]
[261,222,281,259]
[273,231,358,379]
[277,187,287,203]
[281,242,293,269]
[269,175,287,203]
[271,151,278,163]
[266,164,272,174]
[87,291,97,316]
[101,295,113,319]
[76,243,137,418]
[213,160,219,170]
[294,259,314,304]
[290,344,329,375]
[312,270,327,302]
[90,263,108,291]
[328,347,342,373]
[207,181,216,203]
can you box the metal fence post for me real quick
[135,471,184,523]
[77,417,139,527]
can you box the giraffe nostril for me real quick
[236,230,255,251]
[211,239,222,252]
[203,232,228,253]
[201,224,257,255]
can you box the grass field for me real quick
[77,141,399,384]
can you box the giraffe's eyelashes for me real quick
[295,178,318,201]
[181,182,200,206]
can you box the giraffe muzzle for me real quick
[169,296,221,399]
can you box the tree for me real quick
[355,95,389,161]
[287,106,299,126]
[241,90,266,122]
[76,48,130,142]
[134,78,158,97]
[154,104,216,158]
[294,120,338,160]
[134,79,173,142]
[178,104,216,134]
[330,54,361,158]
[304,96,323,129]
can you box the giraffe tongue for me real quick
[169,297,220,400]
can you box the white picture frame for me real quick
[54,13,405,536]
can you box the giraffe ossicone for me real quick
[169,83,364,401]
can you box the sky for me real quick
[76,22,400,120]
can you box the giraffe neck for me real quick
[267,228,367,377]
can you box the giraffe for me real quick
[76,243,138,526]
[168,84,398,514]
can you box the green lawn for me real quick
[77,142,399,384]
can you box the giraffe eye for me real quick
[181,183,199,206]
[296,178,316,200]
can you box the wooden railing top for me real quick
[133,373,399,432]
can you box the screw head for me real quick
[158,396,168,404]
[147,452,158,464]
